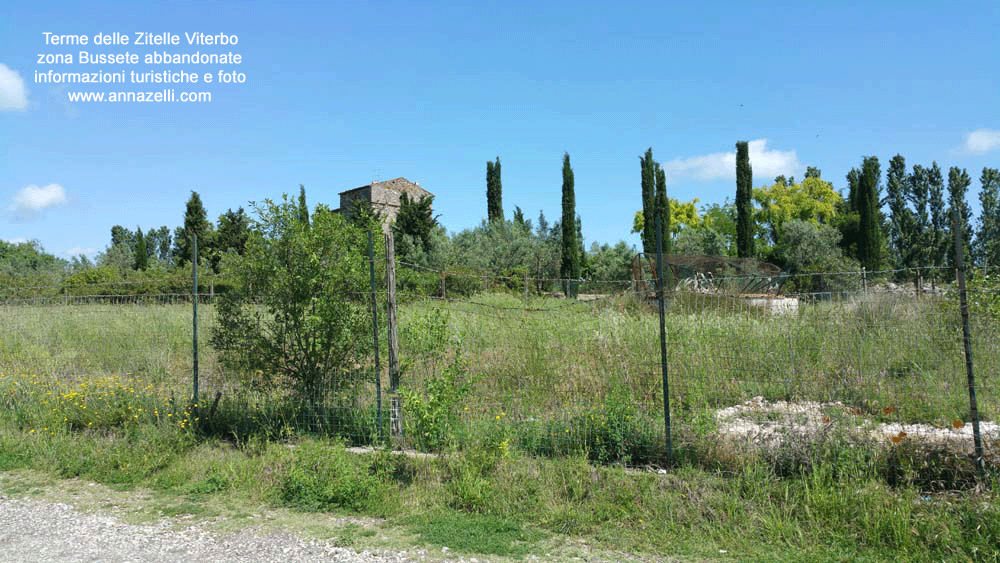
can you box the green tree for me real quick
[211,195,373,402]
[145,226,172,263]
[537,210,550,239]
[928,162,949,276]
[393,193,437,255]
[0,239,68,288]
[587,241,635,291]
[905,164,932,272]
[639,148,656,255]
[215,207,251,255]
[775,220,853,274]
[774,220,857,292]
[486,157,504,223]
[101,225,136,275]
[858,156,883,272]
[947,166,973,269]
[654,161,670,255]
[736,141,754,258]
[560,152,580,297]
[885,155,913,270]
[512,206,531,232]
[173,191,214,267]
[133,226,148,271]
[345,198,382,232]
[753,174,841,247]
[977,168,1000,271]
[110,225,136,250]
[298,184,310,230]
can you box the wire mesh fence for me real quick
[2,258,998,483]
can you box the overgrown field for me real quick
[1,292,999,562]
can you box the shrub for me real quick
[279,440,382,511]
[211,198,375,403]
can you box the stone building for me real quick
[336,177,432,232]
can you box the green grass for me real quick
[1,291,999,562]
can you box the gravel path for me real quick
[0,473,682,563]
[0,496,427,563]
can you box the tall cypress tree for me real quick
[837,168,863,262]
[486,157,504,222]
[486,160,495,221]
[560,152,580,297]
[493,157,503,222]
[654,162,670,256]
[858,156,883,272]
[640,148,656,255]
[735,141,754,258]
[298,184,310,229]
[134,226,148,271]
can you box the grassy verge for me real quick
[1,405,998,562]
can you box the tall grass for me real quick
[397,291,996,470]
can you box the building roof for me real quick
[338,177,431,199]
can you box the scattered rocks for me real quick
[715,396,999,455]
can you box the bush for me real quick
[279,440,382,511]
[211,198,376,402]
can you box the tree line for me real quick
[4,146,998,297]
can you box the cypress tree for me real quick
[486,157,503,222]
[858,156,883,272]
[298,184,310,229]
[735,141,754,258]
[560,153,580,297]
[134,226,148,271]
[654,162,670,256]
[493,157,503,222]
[486,160,494,221]
[640,148,656,255]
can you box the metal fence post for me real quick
[953,209,986,479]
[191,234,199,416]
[654,215,672,463]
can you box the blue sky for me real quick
[2,0,999,259]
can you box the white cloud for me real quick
[3,237,28,244]
[961,129,1000,155]
[664,139,802,183]
[11,184,68,212]
[0,63,29,111]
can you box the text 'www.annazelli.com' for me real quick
[66,90,211,102]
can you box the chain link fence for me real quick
[2,259,997,483]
